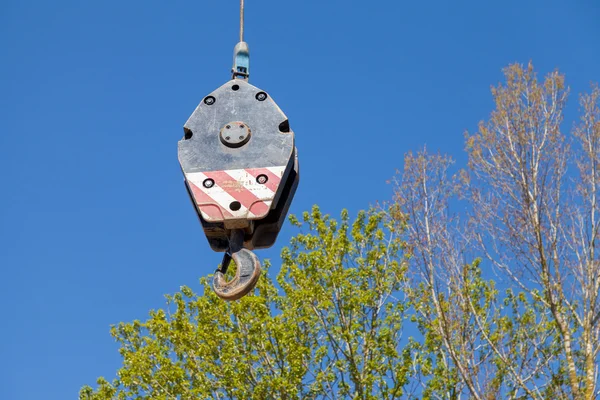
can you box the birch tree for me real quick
[393,63,600,399]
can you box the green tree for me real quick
[80,207,416,400]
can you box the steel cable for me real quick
[240,0,245,42]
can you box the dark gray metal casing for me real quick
[179,79,294,173]
[178,79,299,252]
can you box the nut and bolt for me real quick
[256,174,268,184]
[203,178,215,188]
[220,121,251,148]
[255,92,267,101]
[204,96,215,105]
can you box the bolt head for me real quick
[203,178,215,188]
[256,92,267,101]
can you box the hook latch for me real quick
[212,229,261,301]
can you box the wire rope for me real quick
[239,0,245,43]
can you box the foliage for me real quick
[80,207,416,400]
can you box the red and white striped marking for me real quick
[186,166,286,222]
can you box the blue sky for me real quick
[1,0,599,398]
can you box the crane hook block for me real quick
[178,79,300,299]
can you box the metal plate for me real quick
[178,79,294,172]
[178,79,296,224]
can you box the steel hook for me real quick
[212,229,261,301]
